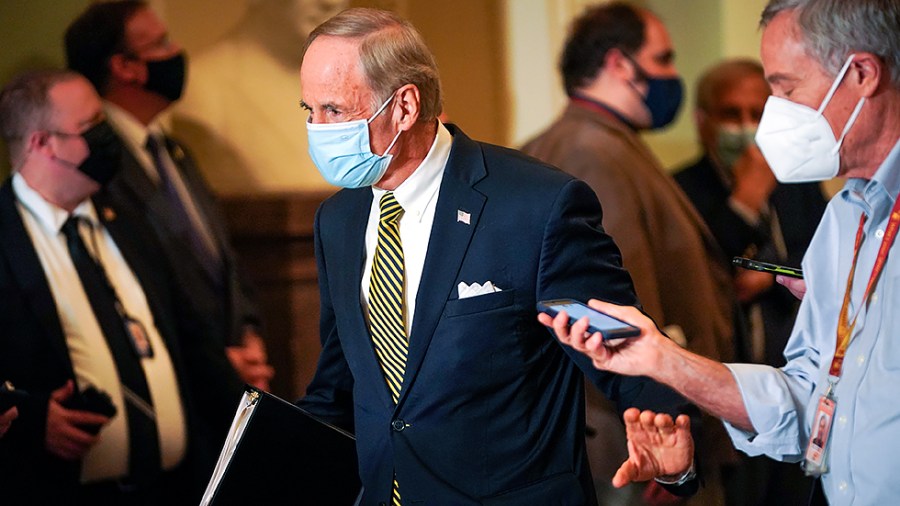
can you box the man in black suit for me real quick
[64,0,274,389]
[297,8,697,505]
[673,58,828,506]
[0,69,241,505]
[675,58,827,367]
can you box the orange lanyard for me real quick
[830,197,900,378]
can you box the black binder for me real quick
[201,387,361,505]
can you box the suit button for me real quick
[392,419,406,431]
[379,502,387,506]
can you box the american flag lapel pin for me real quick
[457,209,470,225]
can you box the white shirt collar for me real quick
[373,121,452,222]
[104,101,167,151]
[12,173,99,234]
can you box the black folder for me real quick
[201,387,361,505]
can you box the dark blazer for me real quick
[102,133,259,347]
[675,155,828,365]
[299,126,690,505]
[0,180,242,505]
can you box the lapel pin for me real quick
[457,209,470,225]
[171,144,186,162]
[102,207,117,222]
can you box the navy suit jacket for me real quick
[300,126,690,505]
[0,180,242,505]
[103,133,260,347]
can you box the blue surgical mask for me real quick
[306,94,402,188]
[627,55,684,129]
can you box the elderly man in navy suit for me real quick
[296,8,697,505]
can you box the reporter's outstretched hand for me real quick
[538,299,672,377]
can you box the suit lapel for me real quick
[333,189,399,408]
[112,138,222,286]
[95,195,186,366]
[0,181,73,374]
[397,126,486,407]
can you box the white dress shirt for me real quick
[361,121,452,334]
[14,174,186,482]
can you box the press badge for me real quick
[125,317,155,359]
[803,390,836,476]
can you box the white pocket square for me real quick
[457,281,502,299]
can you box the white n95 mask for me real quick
[755,54,865,183]
[306,93,402,189]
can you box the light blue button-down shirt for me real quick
[723,139,900,505]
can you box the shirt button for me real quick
[838,415,848,427]
[876,229,885,238]
[857,355,865,366]
[392,419,407,432]
[839,481,848,492]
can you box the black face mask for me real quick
[144,52,186,102]
[78,121,123,185]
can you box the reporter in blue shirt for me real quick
[541,1,900,505]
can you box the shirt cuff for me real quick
[722,363,806,460]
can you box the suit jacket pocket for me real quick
[444,289,516,318]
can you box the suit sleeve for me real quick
[295,206,355,432]
[564,146,668,328]
[537,179,699,495]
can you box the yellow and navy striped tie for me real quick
[368,192,407,506]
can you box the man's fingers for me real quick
[612,460,638,488]
[67,410,111,428]
[536,312,553,327]
[550,311,573,342]
[50,380,75,402]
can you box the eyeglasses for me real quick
[45,129,84,139]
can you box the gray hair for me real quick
[0,69,82,167]
[761,0,900,86]
[302,8,443,122]
[696,59,767,114]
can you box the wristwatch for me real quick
[654,461,696,486]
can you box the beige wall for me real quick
[1,0,771,183]
[0,0,91,174]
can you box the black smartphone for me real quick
[537,299,641,339]
[62,386,117,435]
[733,257,803,279]
[0,381,29,413]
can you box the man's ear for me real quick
[604,48,635,81]
[393,84,421,130]
[109,53,145,85]
[848,52,884,98]
[28,130,51,151]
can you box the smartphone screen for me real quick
[537,299,640,339]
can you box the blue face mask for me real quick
[306,94,402,188]
[627,56,684,129]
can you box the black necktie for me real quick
[61,216,160,483]
[145,134,222,284]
